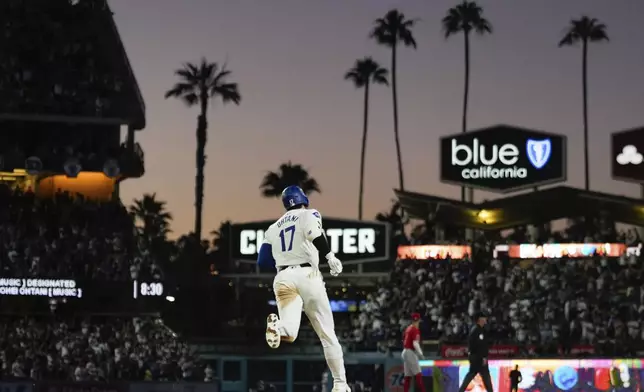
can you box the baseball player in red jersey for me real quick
[401,313,425,392]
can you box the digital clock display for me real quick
[133,281,164,298]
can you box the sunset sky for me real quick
[112,0,644,237]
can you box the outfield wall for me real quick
[400,358,644,391]
[205,353,643,392]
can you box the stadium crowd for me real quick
[0,0,203,384]
[0,188,206,382]
[0,315,204,381]
[350,223,644,357]
[0,188,162,281]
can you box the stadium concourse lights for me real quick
[476,209,499,225]
[477,209,491,223]
[0,168,27,177]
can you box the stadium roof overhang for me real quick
[395,186,644,230]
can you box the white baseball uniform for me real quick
[262,208,347,389]
[263,208,336,342]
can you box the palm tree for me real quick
[559,16,608,191]
[442,1,492,202]
[370,9,417,191]
[209,220,233,273]
[210,220,233,251]
[375,201,408,230]
[345,57,389,220]
[260,162,321,198]
[375,201,409,259]
[130,193,173,239]
[165,58,241,239]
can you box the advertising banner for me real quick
[34,382,126,392]
[440,125,567,193]
[566,344,596,356]
[129,382,218,392]
[231,218,390,262]
[441,344,521,358]
[612,126,644,184]
[441,344,595,359]
[385,358,432,392]
[426,358,643,391]
[397,245,471,260]
[384,358,405,392]
[494,243,629,259]
[268,298,365,312]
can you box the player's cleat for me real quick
[265,313,281,349]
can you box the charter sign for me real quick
[240,228,376,255]
[440,125,566,193]
[231,218,390,263]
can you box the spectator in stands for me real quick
[353,226,644,356]
[0,316,202,381]
[0,187,163,281]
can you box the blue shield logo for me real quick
[526,139,552,169]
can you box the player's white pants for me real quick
[272,266,339,347]
[273,265,347,389]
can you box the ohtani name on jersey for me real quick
[239,228,376,255]
[276,214,299,228]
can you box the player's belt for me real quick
[277,263,310,272]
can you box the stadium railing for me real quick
[0,381,219,392]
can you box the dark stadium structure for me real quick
[395,186,644,229]
[0,0,145,201]
[0,0,202,386]
[0,3,242,389]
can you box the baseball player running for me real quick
[402,313,426,392]
[256,185,349,392]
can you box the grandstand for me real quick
[0,0,145,197]
[208,185,644,390]
[2,1,644,392]
[0,0,208,387]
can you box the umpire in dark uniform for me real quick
[458,312,494,392]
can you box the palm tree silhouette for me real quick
[260,162,321,198]
[209,220,233,273]
[165,58,241,239]
[375,201,409,259]
[442,1,492,202]
[375,201,408,231]
[370,9,417,191]
[210,220,233,251]
[130,193,173,239]
[559,16,609,191]
[345,57,389,220]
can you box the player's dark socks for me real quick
[415,374,426,392]
[403,376,411,392]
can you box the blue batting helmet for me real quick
[281,185,309,210]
